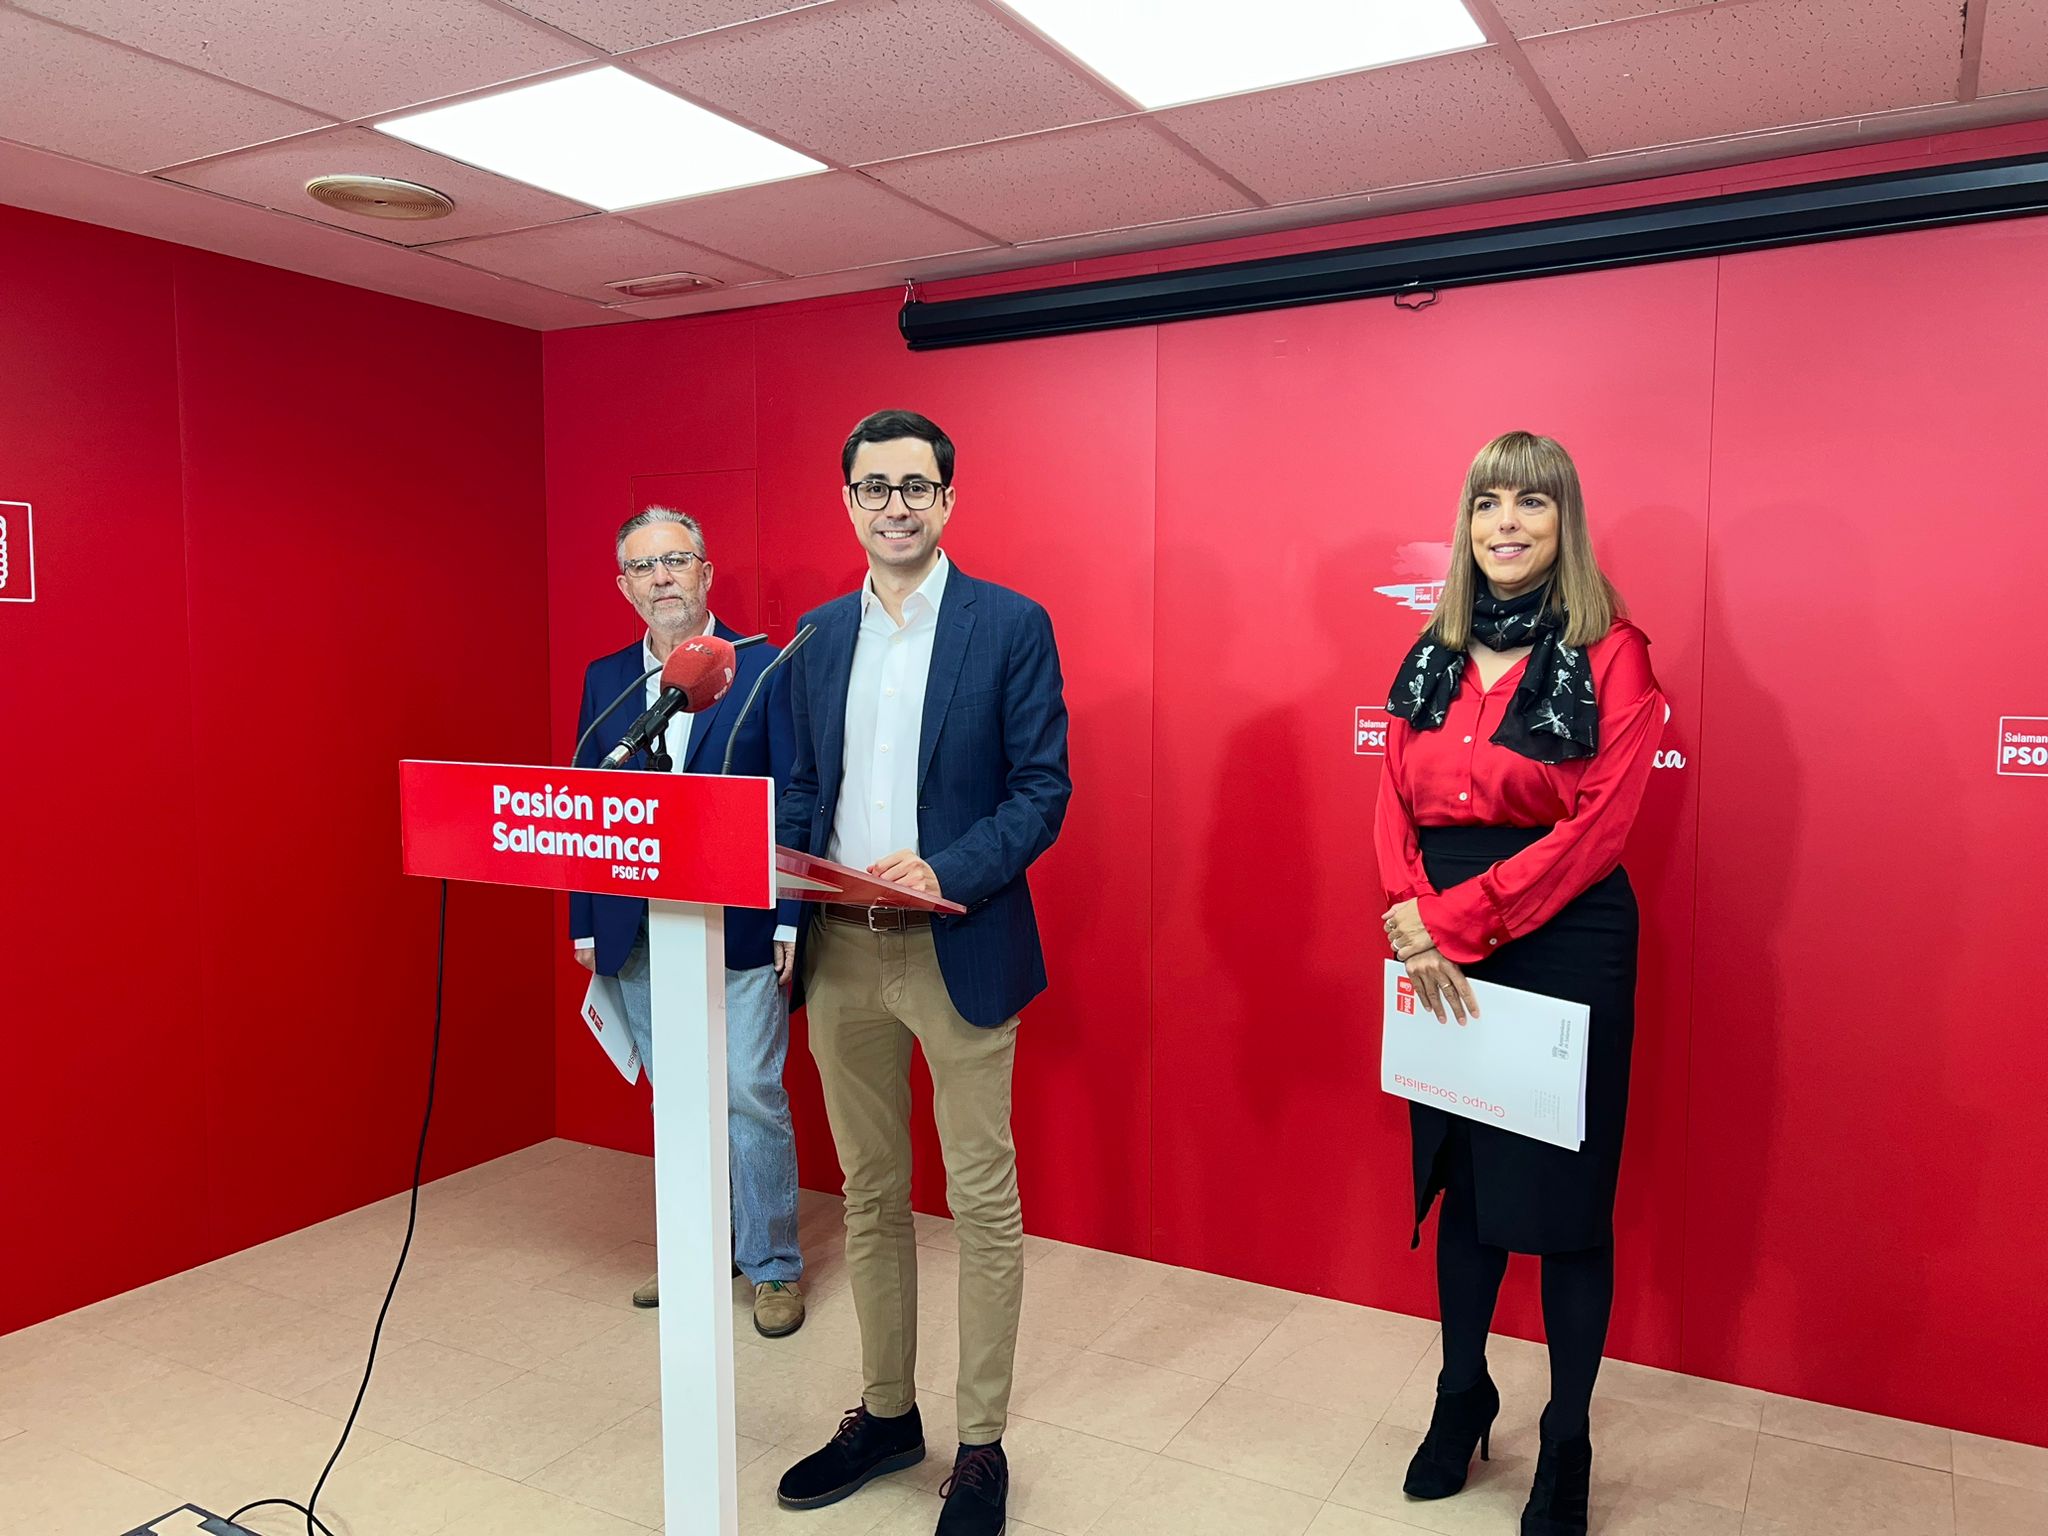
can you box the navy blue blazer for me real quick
[777,567,1072,1027]
[569,621,799,975]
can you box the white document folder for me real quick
[1380,960,1589,1150]
[581,972,643,1084]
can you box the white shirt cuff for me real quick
[572,938,594,949]
[773,925,798,944]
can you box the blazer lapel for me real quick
[682,621,741,772]
[918,575,977,790]
[814,601,860,812]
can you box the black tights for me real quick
[1434,1140,1614,1439]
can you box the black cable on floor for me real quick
[228,876,450,1536]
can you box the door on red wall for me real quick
[632,470,761,637]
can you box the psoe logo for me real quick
[1997,717,2048,776]
[1374,580,1444,613]
[1355,706,1389,756]
[0,501,34,603]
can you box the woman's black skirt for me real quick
[1410,824,1640,1255]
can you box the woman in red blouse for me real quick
[1375,432,1665,1536]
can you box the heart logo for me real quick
[646,867,660,881]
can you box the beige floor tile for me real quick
[1304,1505,1433,1536]
[1741,1433,1955,1536]
[1148,1267,1304,1324]
[1162,1384,1375,1498]
[1597,1357,1768,1432]
[531,1402,665,1528]
[1016,1247,1168,1350]
[0,1432,180,1533]
[293,1338,524,1439]
[1761,1393,1954,1472]
[914,1318,1081,1408]
[1590,1397,1759,1512]
[1594,1482,1746,1534]
[1952,1429,2048,1492]
[206,1223,427,1322]
[67,1266,240,1335]
[734,1340,871,1447]
[1011,1350,1219,1452]
[276,1438,524,1536]
[1090,1455,1323,1536]
[391,1269,630,1372]
[997,1416,1158,1535]
[1091,1296,1282,1382]
[34,1361,387,1512]
[737,1430,778,1470]
[1955,1472,2048,1535]
[0,1314,90,1376]
[0,1328,176,1424]
[1230,1298,1440,1422]
[442,1477,659,1535]
[404,1370,639,1480]
[1328,1421,1535,1534]
[537,1239,663,1312]
[533,1314,664,1406]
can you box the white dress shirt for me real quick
[828,552,950,873]
[574,612,794,949]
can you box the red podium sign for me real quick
[398,760,775,908]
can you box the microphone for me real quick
[598,634,738,769]
[721,623,817,775]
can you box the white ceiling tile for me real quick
[1979,0,2048,97]
[865,119,1257,244]
[15,0,600,119]
[1524,0,1964,155]
[428,213,780,301]
[627,170,995,274]
[162,127,591,244]
[634,0,1129,165]
[498,0,823,53]
[0,9,331,172]
[1161,50,1569,206]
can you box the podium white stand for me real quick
[397,759,960,1533]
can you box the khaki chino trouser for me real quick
[803,915,1022,1445]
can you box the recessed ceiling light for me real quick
[605,270,726,301]
[1002,0,1486,109]
[305,174,455,220]
[376,67,825,212]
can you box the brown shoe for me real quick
[632,1273,659,1309]
[754,1280,805,1338]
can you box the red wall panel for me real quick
[1686,219,2048,1444]
[0,206,557,1331]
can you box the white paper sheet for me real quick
[581,972,642,1085]
[1380,960,1588,1150]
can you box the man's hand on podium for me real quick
[869,849,942,899]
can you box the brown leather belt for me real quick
[820,903,932,931]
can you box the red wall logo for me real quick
[0,502,33,603]
[1355,706,1389,756]
[1998,717,2048,776]
[1375,540,1452,614]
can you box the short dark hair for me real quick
[841,409,954,484]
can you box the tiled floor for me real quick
[4,1139,2044,1536]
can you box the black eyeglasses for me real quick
[849,477,947,512]
[621,551,705,577]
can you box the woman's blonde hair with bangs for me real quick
[1428,431,1621,651]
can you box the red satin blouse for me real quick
[1374,619,1666,965]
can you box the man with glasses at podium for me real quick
[774,411,1072,1536]
[569,505,808,1340]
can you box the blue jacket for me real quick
[570,622,798,975]
[777,568,1072,1027]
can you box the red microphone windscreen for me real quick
[661,634,737,712]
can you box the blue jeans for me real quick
[617,932,803,1285]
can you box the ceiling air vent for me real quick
[604,271,725,301]
[304,175,456,220]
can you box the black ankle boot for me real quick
[1520,1409,1593,1536]
[1403,1371,1499,1500]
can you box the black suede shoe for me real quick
[777,1405,925,1510]
[936,1442,1007,1535]
[1403,1370,1499,1500]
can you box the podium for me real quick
[397,759,963,1534]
